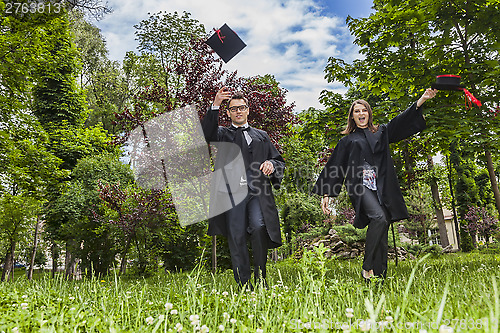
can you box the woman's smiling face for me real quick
[352,103,369,128]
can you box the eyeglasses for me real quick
[228,105,248,113]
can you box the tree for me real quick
[464,206,499,246]
[94,182,182,275]
[48,153,134,277]
[402,185,435,245]
[133,11,206,93]
[70,10,132,134]
[0,194,39,281]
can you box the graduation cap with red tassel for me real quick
[431,75,482,109]
[205,23,246,63]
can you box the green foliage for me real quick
[32,15,88,128]
[402,185,435,244]
[70,10,131,134]
[278,128,323,195]
[331,223,367,245]
[449,141,481,253]
[45,153,134,274]
[132,11,205,92]
[279,192,324,243]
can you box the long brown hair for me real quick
[341,99,379,134]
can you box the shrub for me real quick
[331,223,366,245]
[421,244,443,258]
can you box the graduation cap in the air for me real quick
[431,75,464,91]
[432,74,482,108]
[205,23,246,63]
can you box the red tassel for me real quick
[216,29,225,43]
[462,88,482,108]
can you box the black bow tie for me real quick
[231,126,249,132]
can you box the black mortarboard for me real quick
[431,75,465,91]
[205,23,246,63]
[431,74,482,108]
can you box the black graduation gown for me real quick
[312,102,426,229]
[201,107,285,248]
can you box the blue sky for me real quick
[94,0,374,111]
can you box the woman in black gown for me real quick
[313,88,437,280]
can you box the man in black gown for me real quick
[202,87,285,287]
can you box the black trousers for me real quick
[226,193,270,287]
[361,189,389,278]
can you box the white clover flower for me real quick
[218,324,225,331]
[385,316,393,323]
[200,325,209,333]
[439,325,454,333]
[69,296,75,300]
[146,316,154,325]
[70,307,76,311]
[308,311,313,315]
[190,314,200,326]
[419,330,428,333]
[171,309,178,315]
[346,308,354,313]
[248,314,255,320]
[165,302,173,310]
[230,318,237,324]
[12,327,19,332]
[256,329,263,333]
[223,312,230,321]
[21,303,28,310]
[158,315,165,321]
[346,312,354,318]
[175,323,183,332]
[22,295,28,299]
[222,291,229,297]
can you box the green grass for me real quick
[1,252,499,332]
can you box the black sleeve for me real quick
[387,102,426,143]
[201,107,220,143]
[312,138,348,197]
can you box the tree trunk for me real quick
[485,150,500,216]
[403,143,415,189]
[64,241,76,280]
[119,238,131,275]
[27,216,42,281]
[1,240,16,282]
[427,155,450,248]
[51,243,58,278]
[446,155,461,249]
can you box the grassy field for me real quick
[0,251,499,332]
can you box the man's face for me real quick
[227,98,249,126]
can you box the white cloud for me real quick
[95,0,369,111]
